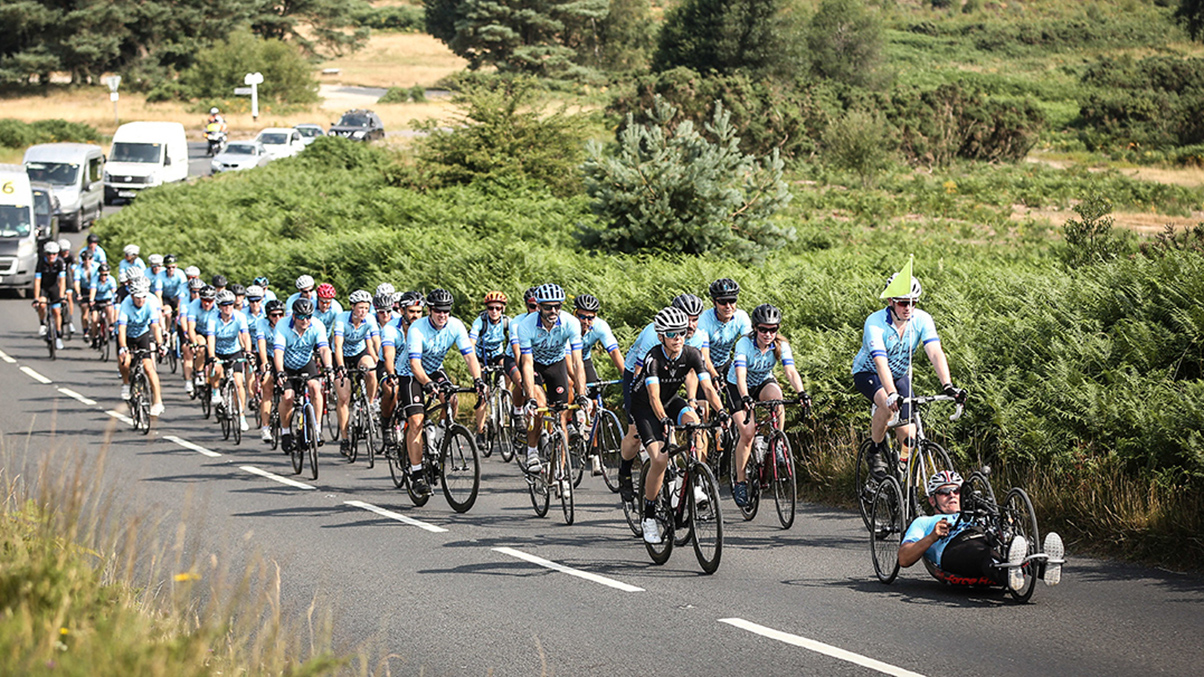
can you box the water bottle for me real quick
[755,437,768,463]
[429,424,444,450]
[670,474,682,509]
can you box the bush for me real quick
[1063,193,1123,267]
[0,118,100,148]
[822,108,895,187]
[0,119,33,148]
[180,30,319,104]
[378,85,427,104]
[807,0,886,88]
[353,4,425,31]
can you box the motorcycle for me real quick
[205,122,227,157]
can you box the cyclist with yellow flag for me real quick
[851,258,967,478]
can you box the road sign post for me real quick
[105,75,122,126]
[244,72,264,121]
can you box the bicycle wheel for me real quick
[200,384,211,419]
[528,432,552,518]
[962,470,996,512]
[641,462,673,565]
[324,391,338,442]
[46,318,56,360]
[672,472,693,548]
[553,435,574,525]
[224,380,237,441]
[405,429,432,507]
[270,403,281,451]
[290,410,305,475]
[870,476,905,584]
[219,399,231,440]
[735,442,760,522]
[346,402,361,463]
[598,409,623,493]
[231,385,242,446]
[99,327,111,362]
[622,457,645,537]
[481,393,498,459]
[441,427,480,513]
[1003,487,1040,603]
[909,440,956,519]
[854,438,880,532]
[167,334,179,374]
[387,421,407,489]
[496,390,515,460]
[305,403,320,480]
[363,400,377,470]
[769,430,797,530]
[690,463,724,575]
[569,427,586,489]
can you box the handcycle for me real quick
[730,397,808,529]
[386,382,481,513]
[855,394,960,532]
[478,364,515,461]
[573,380,625,492]
[340,365,379,468]
[870,466,1064,603]
[639,420,726,574]
[126,346,156,435]
[283,370,329,481]
[524,402,581,524]
[213,356,247,445]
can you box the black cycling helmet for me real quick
[708,278,741,300]
[87,233,100,244]
[80,250,93,261]
[211,274,228,288]
[98,262,110,273]
[292,298,314,316]
[426,288,454,311]
[265,299,284,315]
[671,293,705,317]
[254,275,270,288]
[523,286,539,303]
[199,285,217,300]
[574,294,600,313]
[163,254,177,265]
[229,283,247,296]
[397,290,424,308]
[750,303,781,327]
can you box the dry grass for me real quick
[318,32,468,89]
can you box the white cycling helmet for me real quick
[245,285,265,300]
[654,306,689,335]
[374,282,395,297]
[210,107,220,115]
[130,276,152,295]
[216,289,236,306]
[123,244,140,257]
[295,274,315,290]
[148,254,164,266]
[44,241,60,254]
[349,289,372,306]
[184,265,200,278]
[926,470,963,495]
[883,273,922,301]
[57,238,71,252]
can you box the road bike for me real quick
[158,315,180,374]
[213,356,247,445]
[730,398,807,529]
[640,420,725,574]
[394,383,481,513]
[525,402,580,524]
[577,380,625,493]
[478,364,514,461]
[323,373,339,443]
[126,347,154,435]
[91,304,112,362]
[341,366,379,468]
[286,372,328,481]
[38,300,58,360]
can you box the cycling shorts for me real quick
[630,396,693,447]
[127,331,154,353]
[282,360,319,392]
[533,359,570,406]
[582,358,599,386]
[341,348,375,368]
[725,378,778,413]
[216,350,245,365]
[853,371,913,421]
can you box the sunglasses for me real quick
[540,303,561,311]
[430,308,451,315]
[295,313,312,320]
[934,487,960,497]
[662,330,685,339]
[756,326,779,334]
[486,304,505,311]
[893,299,917,307]
[575,313,596,321]
[270,312,284,318]
[715,298,737,306]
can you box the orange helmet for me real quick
[483,291,508,305]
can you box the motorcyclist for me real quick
[206,107,228,133]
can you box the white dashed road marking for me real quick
[57,387,98,406]
[240,465,316,490]
[344,500,449,533]
[719,618,926,677]
[493,546,645,593]
[164,435,222,458]
[20,366,52,384]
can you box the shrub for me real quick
[807,0,886,88]
[377,86,408,103]
[353,3,425,31]
[0,118,100,147]
[0,119,33,148]
[822,108,895,187]
[180,30,319,104]
[1063,193,1123,267]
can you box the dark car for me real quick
[328,109,385,142]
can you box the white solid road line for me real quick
[57,387,98,406]
[719,618,926,677]
[164,435,222,458]
[0,349,15,363]
[493,546,645,593]
[20,366,52,384]
[106,409,134,425]
[344,500,449,533]
[240,465,316,490]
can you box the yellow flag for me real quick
[879,255,914,299]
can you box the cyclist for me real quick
[572,293,625,474]
[57,238,77,337]
[255,299,286,443]
[75,250,96,339]
[205,290,252,432]
[503,287,540,424]
[118,244,146,279]
[284,274,315,313]
[78,232,107,265]
[117,276,165,416]
[469,290,510,448]
[273,298,333,453]
[314,283,344,335]
[186,285,219,396]
[852,274,966,478]
[154,254,187,310]
[727,304,811,507]
[402,289,486,497]
[88,262,118,344]
[177,277,205,394]
[210,274,228,296]
[332,289,380,455]
[900,471,1064,591]
[229,283,247,312]
[699,278,752,385]
[626,306,728,544]
[146,253,163,280]
[184,265,201,287]
[33,241,67,350]
[514,283,591,475]
[244,285,266,325]
[254,276,277,302]
[378,290,423,449]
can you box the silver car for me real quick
[210,141,272,174]
[294,124,326,146]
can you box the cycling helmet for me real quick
[533,283,565,305]
[523,286,539,303]
[253,276,269,288]
[374,282,395,297]
[671,293,705,317]
[926,470,963,495]
[750,304,782,327]
[148,254,164,267]
[265,299,284,315]
[123,244,139,257]
[654,307,689,334]
[292,298,314,316]
[44,241,60,254]
[295,274,314,290]
[229,283,246,297]
[426,288,454,310]
[184,265,200,278]
[199,285,217,300]
[87,233,100,244]
[245,285,264,300]
[708,278,740,299]
[58,238,71,253]
[187,277,204,290]
[131,280,152,298]
[98,262,110,273]
[216,290,236,306]
[80,250,93,261]
[574,294,600,312]
[163,254,177,265]
[373,292,395,311]
[316,283,336,299]
[398,291,424,308]
[349,289,372,306]
[483,291,508,305]
[210,274,227,288]
[210,107,220,115]
[118,267,135,283]
[883,273,922,301]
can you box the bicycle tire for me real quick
[346,401,361,463]
[306,402,320,480]
[769,430,796,530]
[231,380,242,445]
[597,409,623,493]
[167,334,179,374]
[323,390,338,442]
[270,402,281,452]
[529,432,552,518]
[290,410,305,475]
[200,384,211,419]
[405,429,432,506]
[481,391,498,459]
[387,423,407,489]
[363,398,377,470]
[690,463,724,575]
[223,379,236,441]
[220,403,231,440]
[554,434,574,525]
[909,440,956,520]
[622,457,645,537]
[1004,487,1040,603]
[441,426,480,513]
[100,326,110,362]
[137,371,151,435]
[854,438,880,532]
[673,472,693,547]
[46,317,56,360]
[732,440,760,522]
[870,476,904,584]
[496,389,514,460]
[641,461,673,565]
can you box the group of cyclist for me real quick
[32,239,1062,589]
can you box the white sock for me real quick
[527,445,538,457]
[410,464,424,473]
[285,426,292,435]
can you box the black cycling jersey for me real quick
[35,257,66,299]
[631,344,708,409]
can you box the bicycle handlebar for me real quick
[901,394,964,421]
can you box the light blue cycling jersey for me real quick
[470,313,509,360]
[727,335,795,387]
[273,316,329,371]
[90,275,117,302]
[375,312,395,361]
[117,295,161,339]
[407,316,473,374]
[205,311,250,355]
[902,514,976,567]
[581,317,620,361]
[624,322,707,373]
[851,307,940,378]
[73,263,92,289]
[515,311,583,366]
[333,311,380,357]
[118,257,146,278]
[380,318,413,376]
[77,245,107,265]
[254,316,282,353]
[154,268,187,300]
[315,300,344,334]
[698,307,752,368]
[262,289,278,302]
[283,291,318,315]
[509,311,532,350]
[185,297,218,336]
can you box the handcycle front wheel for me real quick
[870,475,905,584]
[1004,487,1040,603]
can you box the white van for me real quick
[104,121,189,204]
[23,143,105,231]
[0,164,47,296]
